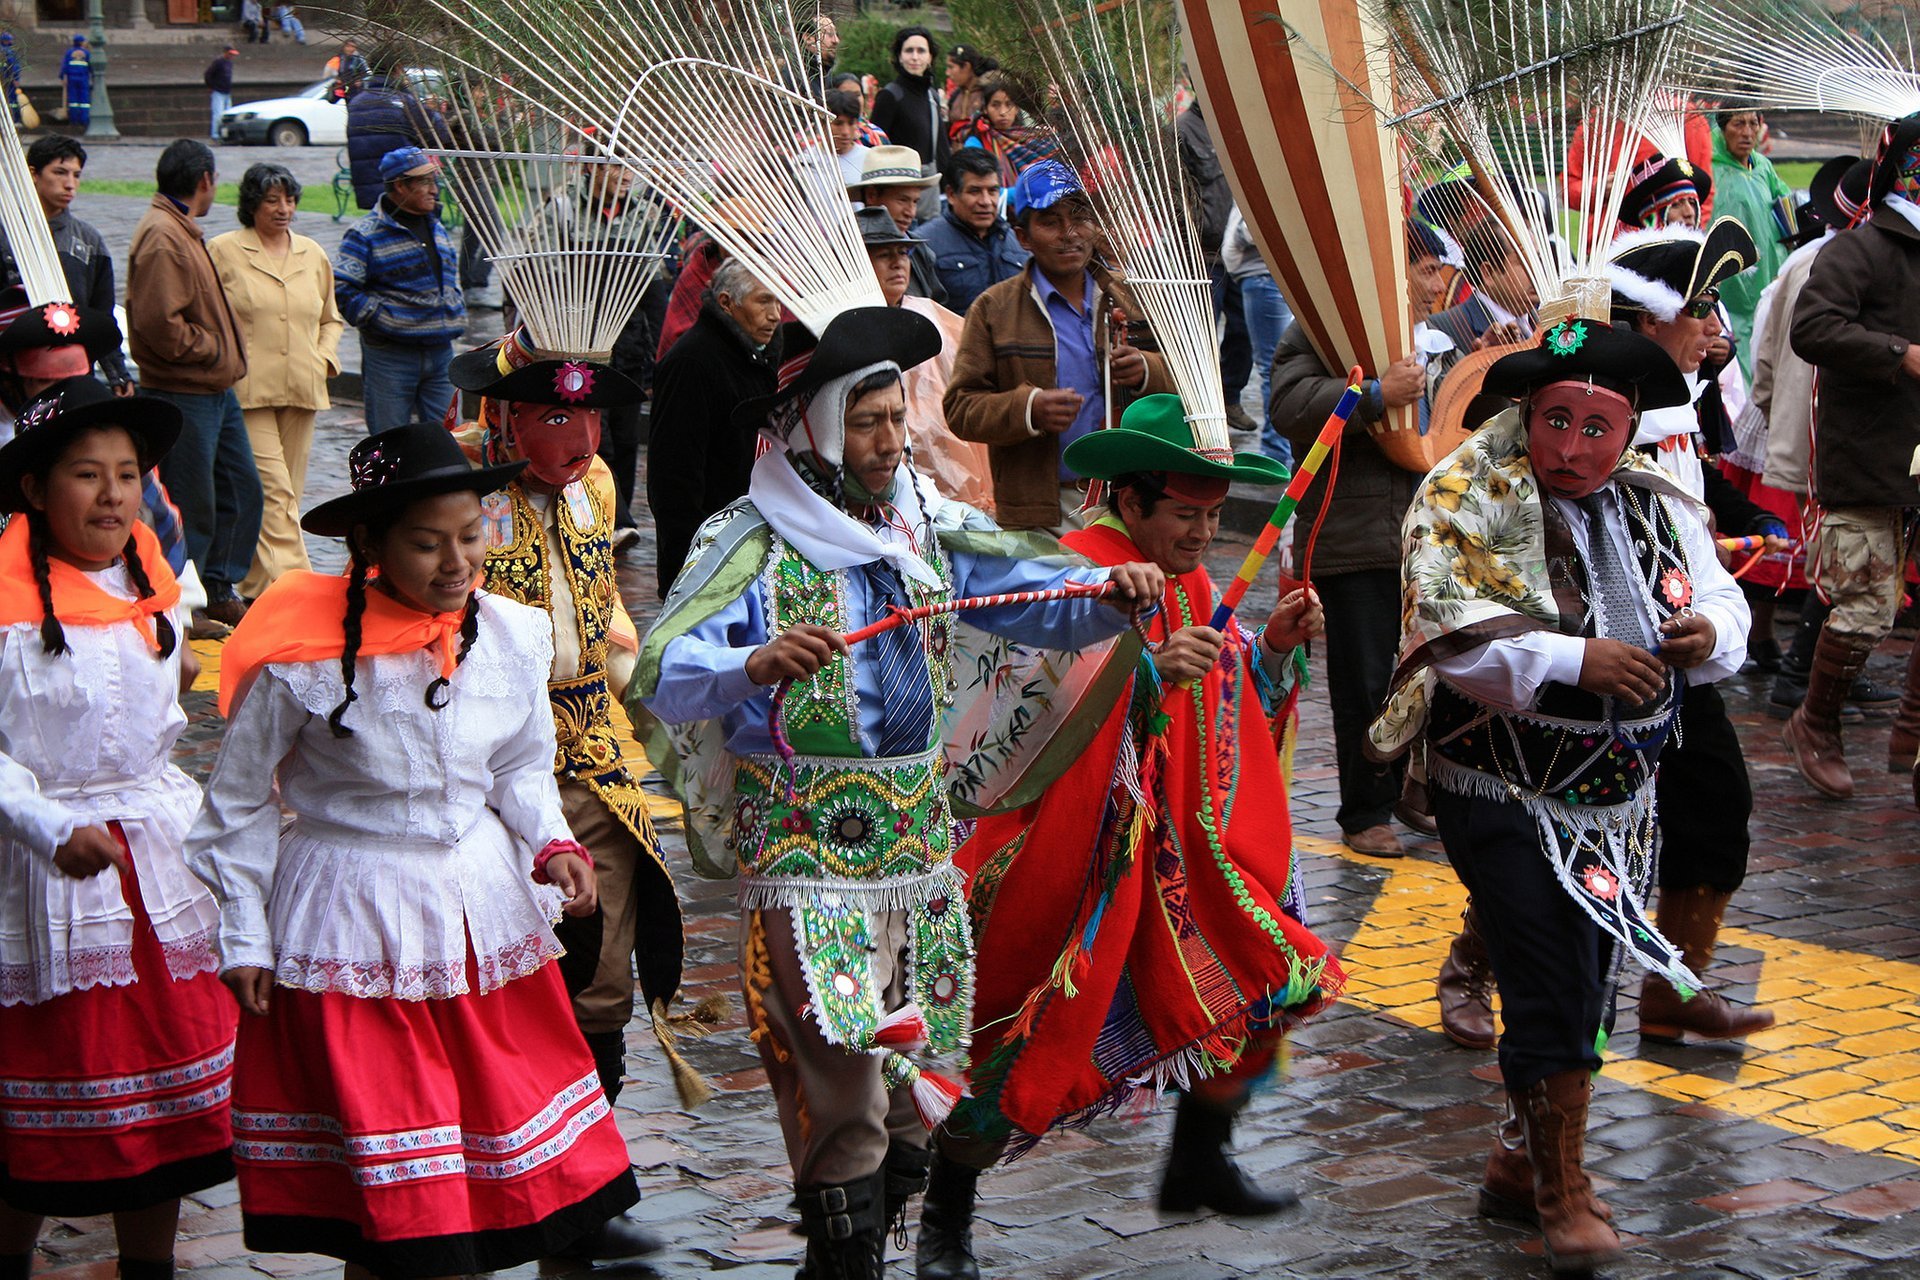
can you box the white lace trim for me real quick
[273,927,562,1001]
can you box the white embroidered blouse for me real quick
[0,564,217,1006]
[186,594,576,1001]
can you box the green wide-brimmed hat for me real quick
[1063,394,1291,486]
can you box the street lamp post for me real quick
[84,0,121,141]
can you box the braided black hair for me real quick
[328,548,370,737]
[422,594,481,710]
[25,511,69,658]
[119,540,178,661]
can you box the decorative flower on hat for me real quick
[347,442,400,489]
[1580,864,1620,901]
[1544,320,1589,357]
[553,361,596,404]
[16,395,61,432]
[1658,567,1692,608]
[40,303,80,336]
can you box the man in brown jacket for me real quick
[943,161,1171,530]
[127,138,256,630]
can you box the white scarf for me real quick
[747,449,942,587]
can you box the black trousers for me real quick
[1211,262,1252,400]
[1655,681,1751,894]
[1435,786,1614,1091]
[1316,568,1405,833]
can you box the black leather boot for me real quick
[883,1142,931,1248]
[581,1029,627,1105]
[796,1172,884,1280]
[914,1149,981,1280]
[554,1212,666,1261]
[1156,1091,1298,1216]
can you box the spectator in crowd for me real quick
[1713,109,1793,367]
[1425,221,1539,383]
[656,222,725,362]
[205,45,238,141]
[126,139,256,633]
[956,75,1061,188]
[345,67,445,211]
[848,144,944,303]
[326,38,369,102]
[944,161,1172,531]
[1,33,23,128]
[1177,99,1255,434]
[944,44,996,139]
[827,72,888,145]
[794,12,840,98]
[208,163,343,598]
[0,136,136,392]
[870,26,947,219]
[334,147,465,434]
[1267,223,1445,860]
[646,257,782,596]
[1785,113,1920,801]
[1222,205,1292,461]
[920,148,1030,315]
[240,0,267,43]
[275,4,306,44]
[60,34,91,130]
[856,204,993,510]
[826,89,874,186]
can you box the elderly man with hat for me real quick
[917,393,1345,1280]
[944,161,1173,531]
[333,145,466,435]
[1786,113,1920,801]
[850,143,946,305]
[1370,316,1747,1275]
[636,304,1164,1279]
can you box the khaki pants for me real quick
[239,405,316,599]
[1809,506,1914,643]
[561,782,642,1035]
[741,906,925,1188]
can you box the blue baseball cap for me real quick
[1007,160,1084,221]
[378,146,439,184]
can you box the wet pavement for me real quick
[25,405,1920,1279]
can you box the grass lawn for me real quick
[1773,160,1819,192]
[83,178,342,216]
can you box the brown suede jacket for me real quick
[127,195,247,394]
[943,260,1172,529]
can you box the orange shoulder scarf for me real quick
[218,570,472,716]
[0,517,180,649]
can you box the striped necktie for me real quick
[1575,490,1652,647]
[860,559,935,757]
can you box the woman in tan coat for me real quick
[208,163,343,597]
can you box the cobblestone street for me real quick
[28,407,1920,1279]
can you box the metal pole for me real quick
[84,0,120,141]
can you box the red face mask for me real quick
[1524,381,1635,500]
[502,401,602,488]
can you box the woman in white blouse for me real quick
[186,424,647,1278]
[0,380,234,1280]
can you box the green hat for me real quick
[1063,394,1291,490]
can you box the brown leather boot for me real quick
[1437,904,1496,1050]
[1638,885,1774,1043]
[1783,629,1874,800]
[1516,1071,1623,1274]
[1478,1113,1612,1226]
[1888,636,1920,774]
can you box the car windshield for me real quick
[298,79,333,100]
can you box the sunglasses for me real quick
[1681,290,1719,320]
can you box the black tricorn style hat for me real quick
[1607,217,1757,323]
[731,305,942,433]
[1617,153,1713,229]
[448,337,643,409]
[302,423,527,537]
[0,289,123,360]
[0,375,181,513]
[1483,318,1691,411]
[1868,111,1920,208]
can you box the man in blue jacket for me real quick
[918,149,1028,315]
[334,147,465,433]
[344,72,443,211]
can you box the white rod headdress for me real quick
[0,102,71,306]
[1683,4,1920,123]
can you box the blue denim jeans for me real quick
[148,387,261,597]
[360,337,455,435]
[209,90,231,139]
[1240,272,1295,467]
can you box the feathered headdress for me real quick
[1683,2,1920,123]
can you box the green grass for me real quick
[82,178,341,216]
[1773,161,1818,193]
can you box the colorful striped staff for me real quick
[1715,535,1767,553]
[840,580,1116,645]
[1209,366,1366,630]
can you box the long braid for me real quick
[120,539,178,661]
[25,512,69,657]
[423,594,482,710]
[328,551,370,737]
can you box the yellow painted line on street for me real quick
[1308,833,1920,1166]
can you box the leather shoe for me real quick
[202,594,250,627]
[187,610,232,641]
[1342,824,1404,857]
[553,1213,666,1262]
[1393,776,1439,837]
[1436,907,1496,1051]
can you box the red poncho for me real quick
[955,521,1344,1145]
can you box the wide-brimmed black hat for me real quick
[1607,217,1757,323]
[1483,317,1690,411]
[1869,111,1920,208]
[731,306,941,433]
[0,376,181,513]
[448,337,643,409]
[1617,154,1713,229]
[1786,155,1866,245]
[0,290,122,360]
[302,423,527,537]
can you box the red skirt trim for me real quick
[0,848,238,1215]
[231,957,637,1277]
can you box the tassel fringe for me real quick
[651,998,715,1111]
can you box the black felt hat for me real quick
[1482,318,1690,411]
[0,376,181,513]
[1788,155,1868,244]
[731,305,941,432]
[1869,111,1920,208]
[448,338,643,409]
[302,423,527,537]
[0,290,122,361]
[1607,217,1757,323]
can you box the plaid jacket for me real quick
[333,200,465,346]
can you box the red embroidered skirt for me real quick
[231,956,637,1278]
[0,848,238,1216]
